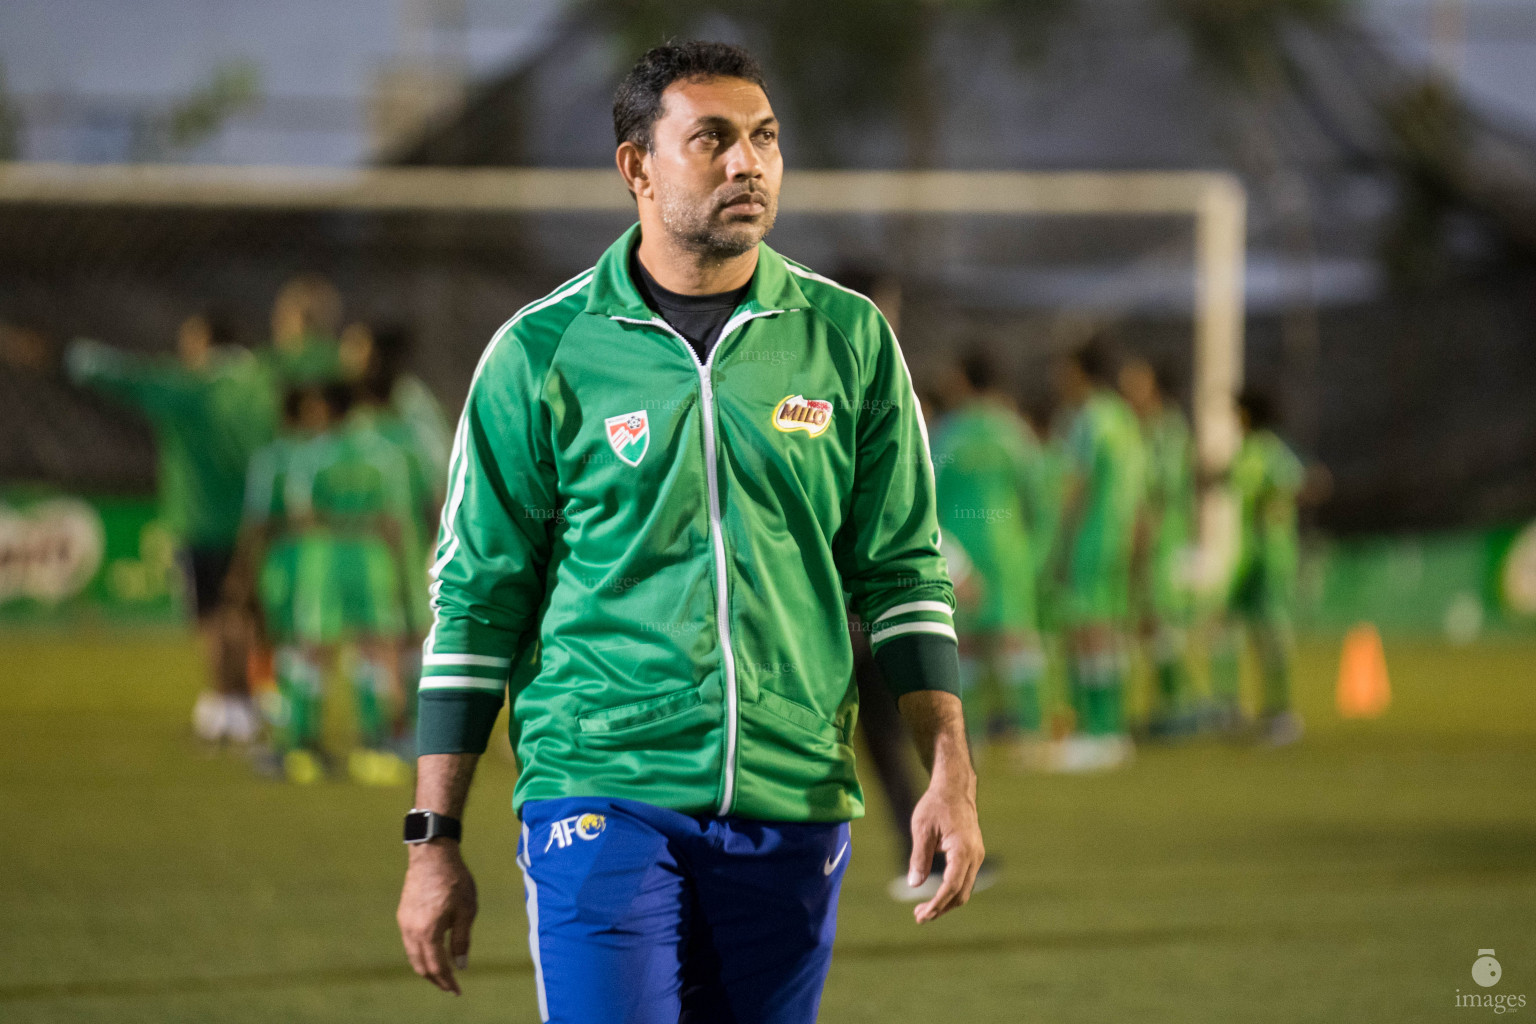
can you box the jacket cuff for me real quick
[872,632,960,699]
[416,690,505,755]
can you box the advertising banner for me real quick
[0,488,182,625]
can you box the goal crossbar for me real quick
[0,164,1245,468]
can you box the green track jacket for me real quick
[419,225,957,822]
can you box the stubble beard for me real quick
[655,176,778,263]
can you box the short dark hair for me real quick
[322,381,356,421]
[1237,387,1278,430]
[281,386,308,424]
[361,323,413,403]
[613,41,769,152]
[1069,338,1116,384]
[200,305,240,348]
[959,346,998,391]
[1150,358,1180,399]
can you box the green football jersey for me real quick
[1142,406,1196,616]
[243,434,302,527]
[286,420,414,532]
[285,421,415,642]
[930,400,1043,631]
[348,404,436,634]
[347,408,433,524]
[1029,430,1067,586]
[390,374,452,502]
[68,340,277,547]
[261,332,343,387]
[1230,428,1304,590]
[1145,408,1195,548]
[1063,389,1145,557]
[1058,388,1146,622]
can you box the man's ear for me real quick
[615,141,652,201]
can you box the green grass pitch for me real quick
[1,630,1533,1022]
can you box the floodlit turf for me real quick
[1,630,1533,1022]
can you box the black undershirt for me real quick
[630,248,751,366]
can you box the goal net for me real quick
[0,164,1245,607]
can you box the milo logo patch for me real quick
[772,395,833,437]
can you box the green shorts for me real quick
[1061,532,1133,626]
[1140,543,1194,624]
[949,529,1037,635]
[257,538,300,641]
[291,532,405,644]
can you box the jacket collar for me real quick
[583,222,809,321]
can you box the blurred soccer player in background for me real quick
[280,383,416,785]
[1119,356,1199,738]
[66,312,274,744]
[342,322,449,752]
[228,385,331,765]
[931,348,1050,761]
[265,274,345,387]
[1211,387,1307,746]
[338,321,452,487]
[1051,341,1146,770]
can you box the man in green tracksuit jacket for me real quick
[396,42,983,1023]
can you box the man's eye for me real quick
[756,130,777,143]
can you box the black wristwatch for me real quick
[403,809,462,844]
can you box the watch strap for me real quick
[403,809,462,844]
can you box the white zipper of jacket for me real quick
[611,308,782,815]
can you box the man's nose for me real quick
[723,136,764,181]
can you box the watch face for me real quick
[404,812,432,843]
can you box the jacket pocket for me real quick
[754,689,837,744]
[576,687,708,749]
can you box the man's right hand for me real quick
[398,841,478,995]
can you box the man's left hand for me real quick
[906,740,984,923]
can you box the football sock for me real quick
[275,648,323,751]
[351,655,393,749]
[1208,625,1243,710]
[1075,649,1124,736]
[1001,647,1046,734]
[1255,623,1293,716]
[1152,626,1190,718]
[1067,655,1090,735]
[1102,649,1128,735]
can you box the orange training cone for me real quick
[1336,623,1391,719]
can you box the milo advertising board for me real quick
[0,488,181,625]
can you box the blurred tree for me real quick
[601,0,1073,168]
[166,61,263,151]
[129,60,263,161]
[1378,80,1465,290]
[1163,0,1346,86]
